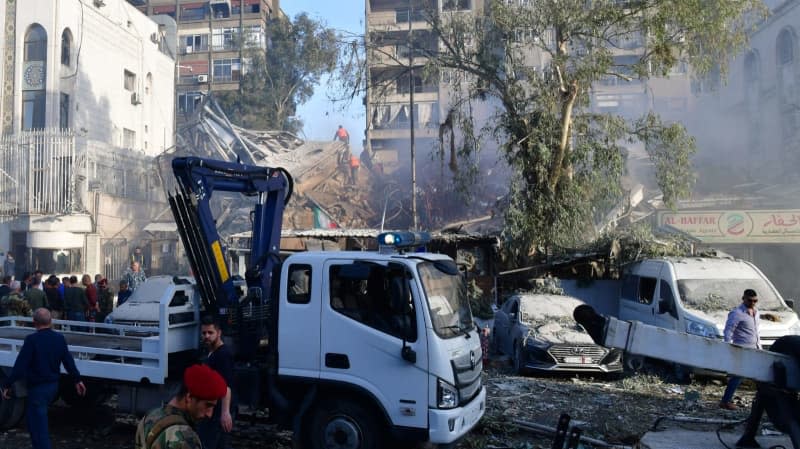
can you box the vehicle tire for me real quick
[624,353,645,373]
[59,378,109,409]
[513,342,527,375]
[0,370,24,429]
[309,398,381,449]
[670,363,693,385]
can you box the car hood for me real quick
[523,318,595,345]
[111,301,161,322]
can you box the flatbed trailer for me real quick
[0,297,201,428]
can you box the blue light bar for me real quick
[377,231,431,249]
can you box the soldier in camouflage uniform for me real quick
[135,364,227,449]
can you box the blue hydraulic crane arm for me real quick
[169,157,292,314]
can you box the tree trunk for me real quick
[550,81,578,191]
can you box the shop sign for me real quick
[657,210,800,243]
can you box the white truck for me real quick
[618,257,799,349]
[0,156,486,449]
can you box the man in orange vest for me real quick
[349,153,360,185]
[333,125,350,146]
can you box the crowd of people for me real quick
[0,260,146,325]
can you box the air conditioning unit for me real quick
[185,46,193,54]
[150,33,160,44]
[196,74,208,83]
[131,92,141,105]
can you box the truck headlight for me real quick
[686,320,718,338]
[437,378,458,409]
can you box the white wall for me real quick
[15,0,174,155]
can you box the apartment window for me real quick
[184,34,209,53]
[59,93,69,129]
[777,29,795,66]
[123,128,136,149]
[744,51,759,84]
[178,92,204,115]
[213,58,241,82]
[124,70,136,91]
[443,0,471,11]
[211,3,230,18]
[397,74,423,94]
[243,25,264,47]
[396,9,424,23]
[212,27,239,51]
[23,24,47,130]
[180,5,207,21]
[61,29,72,66]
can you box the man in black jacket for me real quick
[2,308,86,449]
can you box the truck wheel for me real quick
[0,394,24,429]
[624,353,645,373]
[59,379,109,409]
[309,399,380,449]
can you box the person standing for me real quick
[64,276,88,330]
[44,276,63,320]
[96,279,113,324]
[1,308,86,449]
[3,251,15,280]
[23,277,47,311]
[197,316,236,449]
[135,364,227,449]
[720,289,761,410]
[349,153,360,185]
[117,280,132,306]
[82,274,99,323]
[124,261,147,293]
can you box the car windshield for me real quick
[417,261,474,338]
[677,279,788,313]
[127,280,168,303]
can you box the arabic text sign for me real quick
[657,210,800,243]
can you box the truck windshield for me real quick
[417,261,474,338]
[677,279,788,313]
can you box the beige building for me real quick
[126,0,279,120]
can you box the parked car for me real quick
[106,275,199,331]
[493,293,623,375]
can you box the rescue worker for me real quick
[349,153,360,185]
[333,125,350,146]
[135,364,227,449]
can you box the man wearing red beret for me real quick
[135,364,227,449]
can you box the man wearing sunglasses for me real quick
[720,289,761,410]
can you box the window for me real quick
[638,277,657,304]
[397,73,423,94]
[213,58,241,82]
[212,27,238,51]
[287,264,312,304]
[329,263,417,341]
[61,29,72,66]
[443,0,471,10]
[395,9,424,23]
[659,281,677,318]
[59,93,69,129]
[178,92,204,115]
[23,25,47,130]
[124,70,136,91]
[123,128,136,149]
[744,51,759,85]
[183,34,209,53]
[243,25,264,47]
[777,28,795,66]
[180,5,207,21]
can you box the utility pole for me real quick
[408,0,418,230]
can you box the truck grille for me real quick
[450,346,483,406]
[548,344,607,364]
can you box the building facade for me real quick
[0,0,175,279]
[126,0,278,120]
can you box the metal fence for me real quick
[0,129,79,217]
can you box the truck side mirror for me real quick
[786,299,795,309]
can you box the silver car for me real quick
[493,294,623,375]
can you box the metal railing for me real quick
[0,129,78,216]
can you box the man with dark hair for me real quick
[135,364,227,449]
[64,276,88,330]
[720,288,761,410]
[33,270,44,290]
[197,316,236,449]
[2,308,86,449]
[24,277,47,311]
[117,280,132,306]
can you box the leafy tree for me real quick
[216,13,339,133]
[348,0,764,254]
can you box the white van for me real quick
[619,257,800,349]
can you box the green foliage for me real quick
[216,13,339,133]
[416,0,765,250]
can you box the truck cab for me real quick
[277,246,485,447]
[619,257,800,349]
